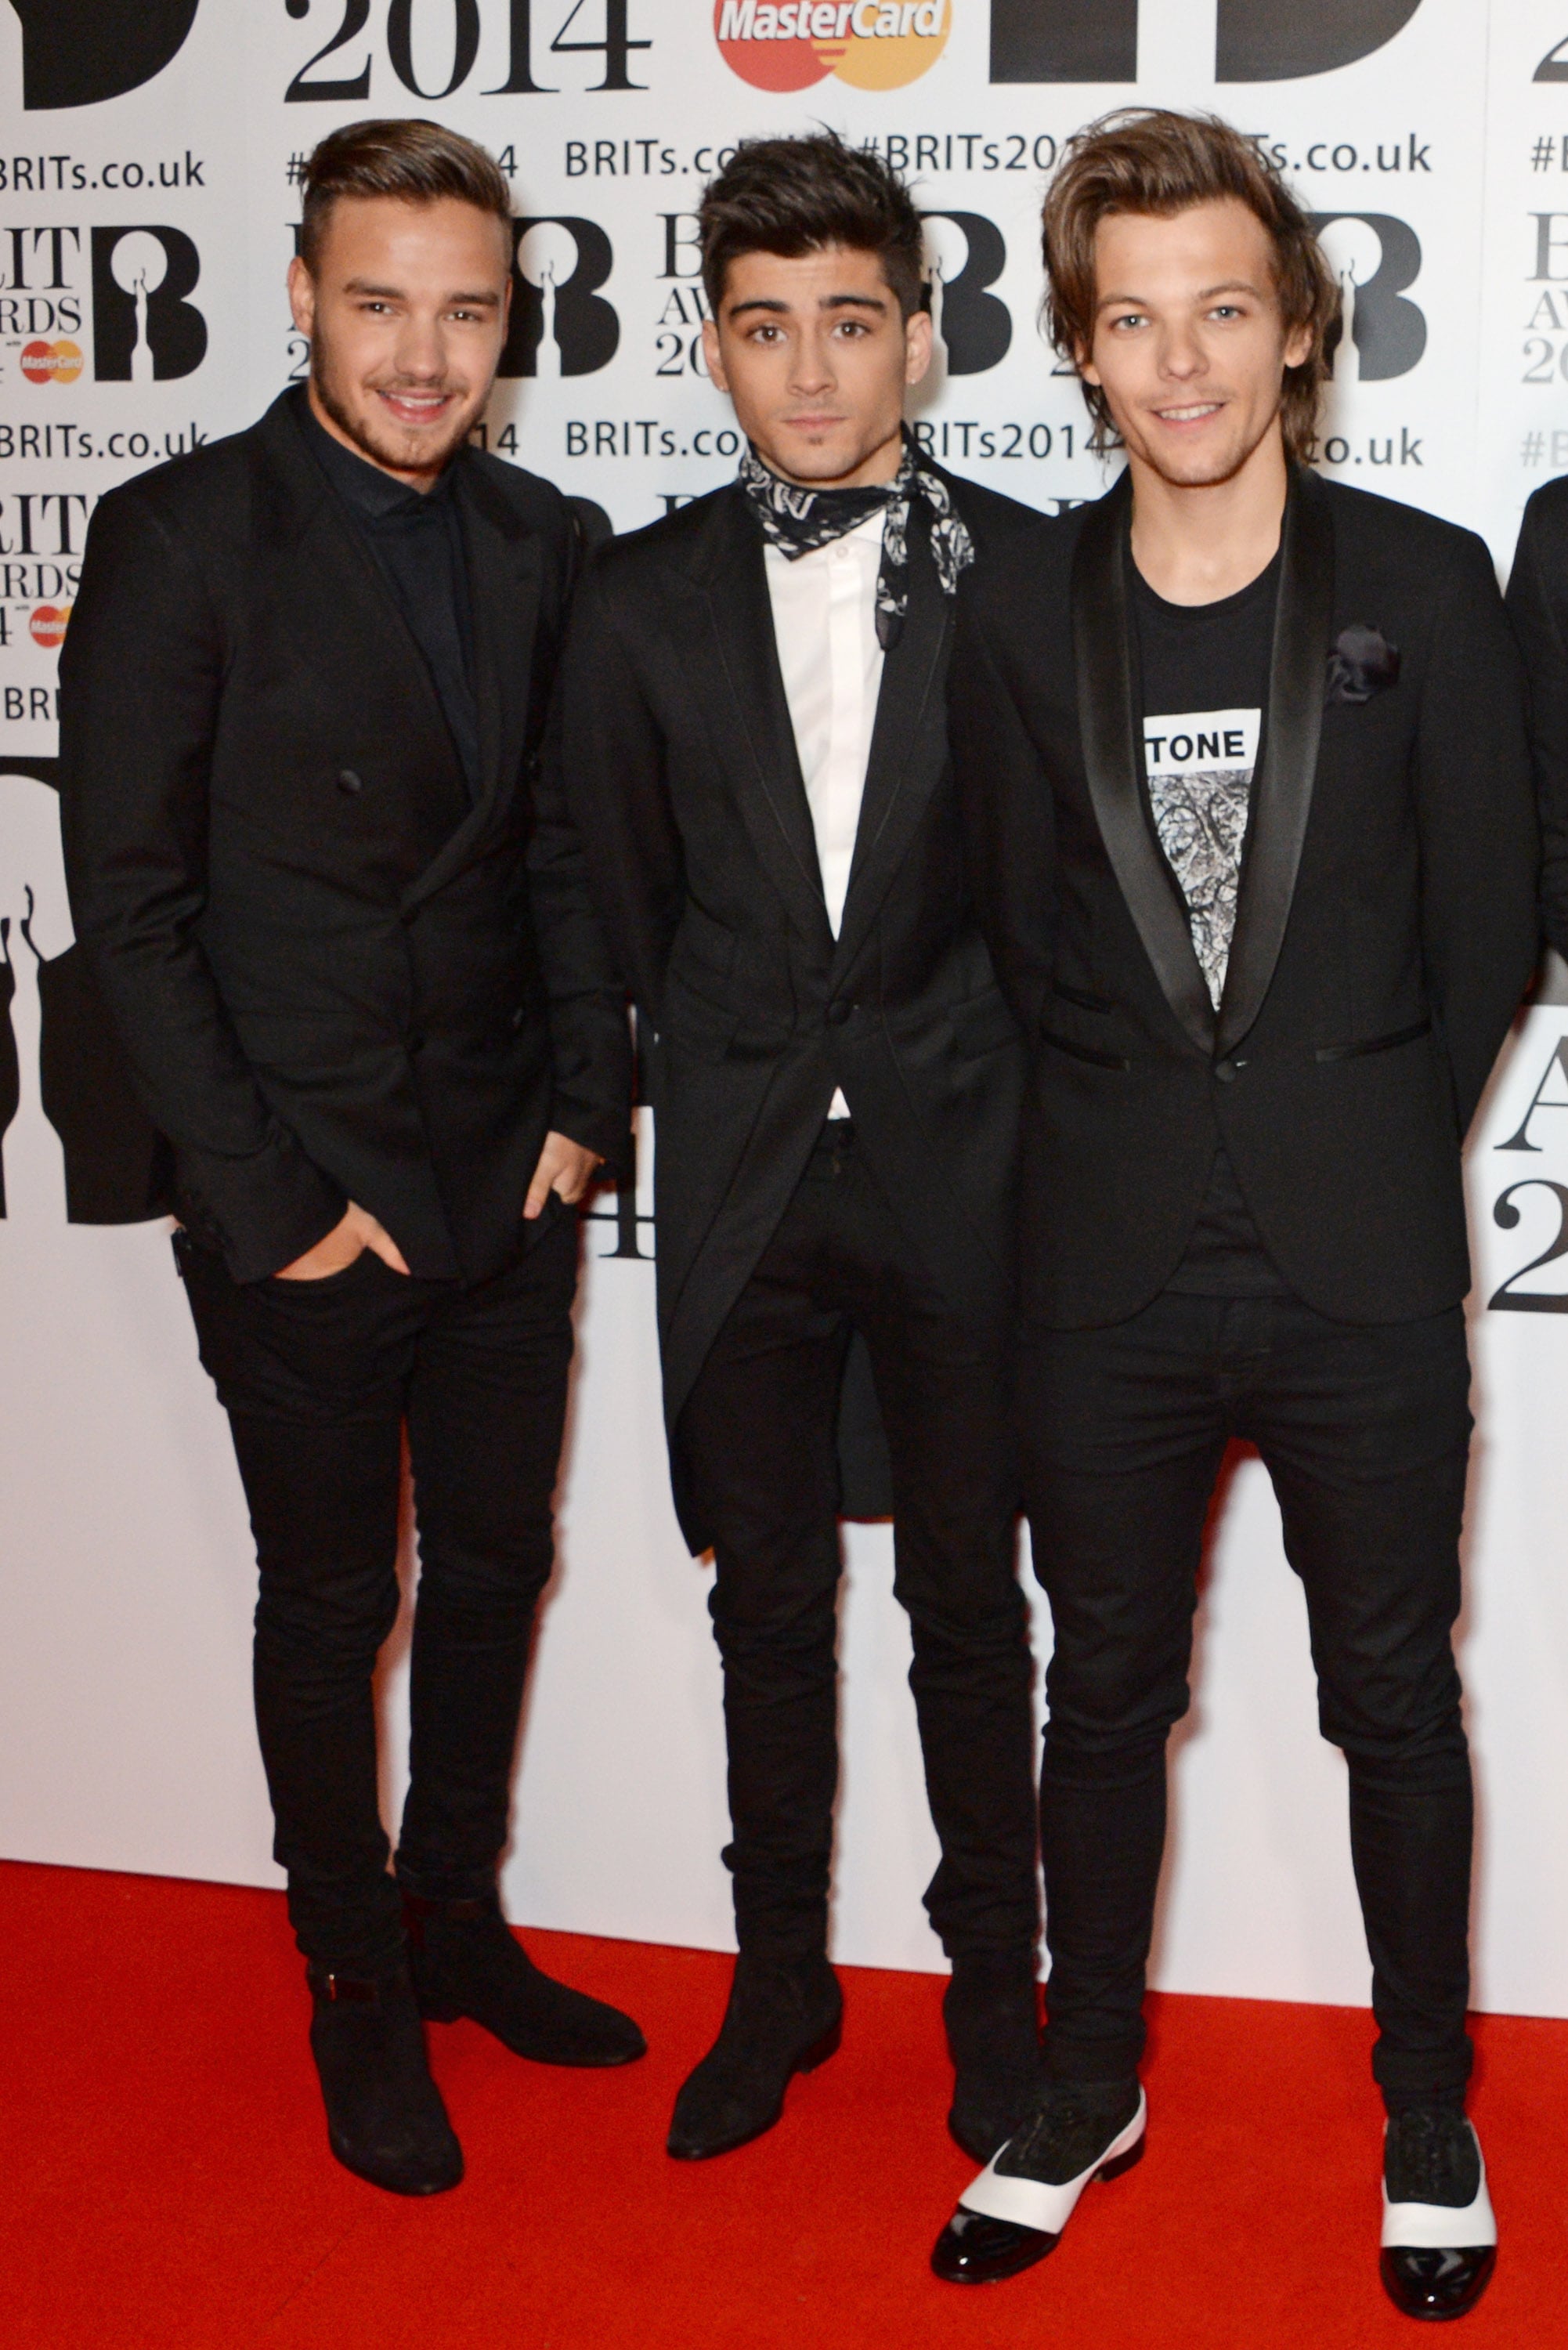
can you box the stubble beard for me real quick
[310,330,475,483]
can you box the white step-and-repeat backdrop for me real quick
[2,0,1568,2016]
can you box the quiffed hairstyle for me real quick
[298,118,511,274]
[699,132,927,320]
[1042,108,1340,465]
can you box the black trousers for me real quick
[678,1121,1039,1963]
[178,1210,578,1975]
[1018,1289,1475,2111]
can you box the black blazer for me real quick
[59,389,629,1285]
[1505,473,1568,957]
[560,469,1037,1545]
[951,465,1540,1330]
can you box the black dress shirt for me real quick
[296,387,482,799]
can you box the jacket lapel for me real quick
[255,393,464,797]
[830,522,949,981]
[1073,472,1216,1057]
[1216,467,1333,1058]
[685,488,835,954]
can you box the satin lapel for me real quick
[1216,468,1333,1058]
[1073,475,1215,1057]
[830,524,949,982]
[688,490,834,953]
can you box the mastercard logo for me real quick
[29,605,71,651]
[20,338,83,386]
[715,0,949,90]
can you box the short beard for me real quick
[310,334,471,483]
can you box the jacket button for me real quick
[1214,1057,1245,1083]
[826,1000,853,1026]
[338,768,363,794]
[510,1006,526,1030]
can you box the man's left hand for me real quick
[524,1130,604,1219]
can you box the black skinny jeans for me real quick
[1018,1290,1475,2113]
[178,1210,578,1975]
[678,1121,1039,1964]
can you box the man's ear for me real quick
[904,307,933,388]
[1076,338,1101,389]
[287,255,316,342]
[701,314,727,392]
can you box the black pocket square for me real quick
[1326,625,1400,706]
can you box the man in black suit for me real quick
[1505,483,1568,958]
[60,119,643,2197]
[561,135,1042,2165]
[929,111,1537,2319]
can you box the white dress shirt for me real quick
[764,512,886,1121]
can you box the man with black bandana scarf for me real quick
[559,132,1044,2167]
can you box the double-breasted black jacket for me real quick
[559,470,1038,1546]
[59,388,630,1286]
[949,465,1540,1330]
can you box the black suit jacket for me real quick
[1505,474,1568,957]
[59,389,629,1285]
[560,469,1037,1546]
[951,465,1539,1330]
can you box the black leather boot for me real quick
[404,1889,646,2067]
[667,1951,843,2160]
[944,1947,1046,2161]
[306,1959,464,2196]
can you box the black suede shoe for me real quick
[306,1960,464,2196]
[666,1952,842,2160]
[944,1948,1046,2162]
[1380,2108,1497,2323]
[404,1890,646,2067]
[932,2081,1145,2285]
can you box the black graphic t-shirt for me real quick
[1133,551,1293,1297]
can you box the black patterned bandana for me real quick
[738,430,975,650]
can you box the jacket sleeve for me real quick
[522,500,634,1171]
[555,553,685,1036]
[948,586,1058,1041]
[1417,530,1541,1135]
[57,484,345,1281]
[1505,490,1568,960]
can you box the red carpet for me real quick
[4,1860,1565,2349]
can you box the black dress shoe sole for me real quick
[930,2136,1145,2286]
[1378,2246,1497,2323]
[326,2126,464,2198]
[665,2016,842,2162]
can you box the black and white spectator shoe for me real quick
[930,2083,1146,2285]
[1380,2108,1497,2322]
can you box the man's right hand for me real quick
[274,1201,410,1281]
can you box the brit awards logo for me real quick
[715,0,949,92]
[500,218,618,378]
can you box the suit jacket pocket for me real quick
[1039,1025,1131,1072]
[1315,1018,1431,1064]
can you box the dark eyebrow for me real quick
[342,277,500,307]
[726,291,890,321]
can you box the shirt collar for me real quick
[293,382,457,519]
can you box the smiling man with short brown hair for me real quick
[60,116,644,2198]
